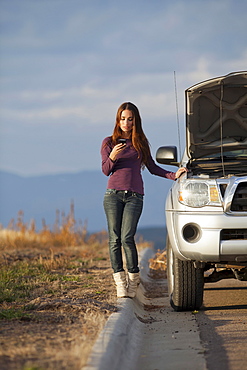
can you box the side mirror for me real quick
[156,146,179,166]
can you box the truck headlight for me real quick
[178,181,221,207]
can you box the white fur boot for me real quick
[113,271,128,298]
[127,272,140,298]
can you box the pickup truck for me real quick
[156,71,247,311]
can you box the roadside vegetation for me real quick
[0,204,152,370]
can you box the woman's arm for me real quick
[146,154,187,180]
[101,137,126,176]
[101,138,115,176]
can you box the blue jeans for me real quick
[103,189,144,273]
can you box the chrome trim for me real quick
[222,177,247,216]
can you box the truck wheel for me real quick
[166,237,204,311]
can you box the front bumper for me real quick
[166,210,247,263]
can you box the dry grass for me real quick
[0,205,151,370]
[149,250,167,279]
[0,202,106,250]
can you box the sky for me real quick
[0,0,247,177]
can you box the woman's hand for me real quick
[109,143,126,162]
[175,167,188,179]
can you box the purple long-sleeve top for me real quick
[101,137,176,195]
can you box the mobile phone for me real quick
[118,139,127,145]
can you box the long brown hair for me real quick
[111,102,151,166]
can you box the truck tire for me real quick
[166,237,204,311]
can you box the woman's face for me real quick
[119,110,134,136]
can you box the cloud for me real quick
[0,0,247,175]
[0,71,179,129]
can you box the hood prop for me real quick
[174,71,182,162]
[220,82,226,178]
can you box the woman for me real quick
[101,102,187,298]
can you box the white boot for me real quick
[127,272,140,298]
[113,271,128,298]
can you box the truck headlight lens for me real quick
[179,181,221,207]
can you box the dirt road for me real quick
[196,279,247,370]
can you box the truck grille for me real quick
[221,229,247,240]
[230,182,247,211]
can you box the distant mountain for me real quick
[0,169,173,234]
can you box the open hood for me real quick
[186,71,247,160]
